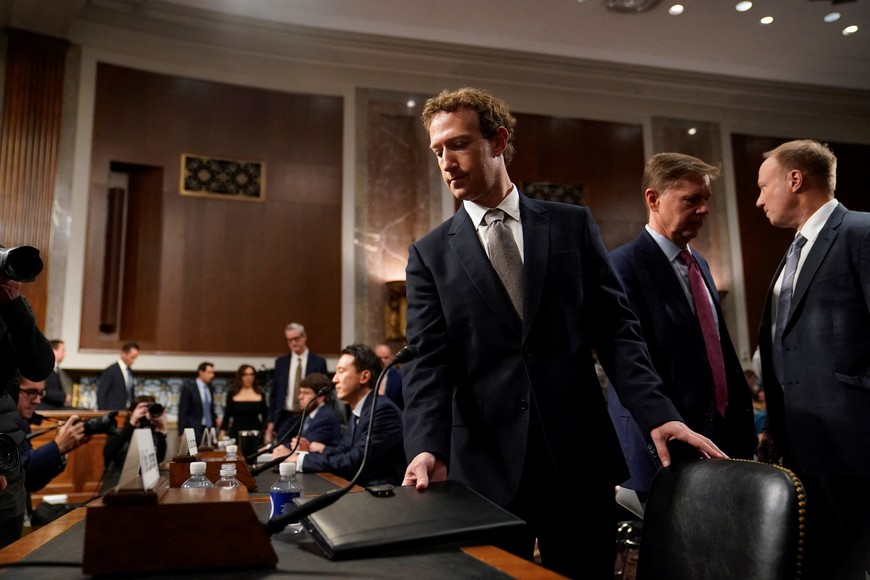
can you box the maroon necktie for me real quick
[680,250,728,416]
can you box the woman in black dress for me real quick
[219,364,267,443]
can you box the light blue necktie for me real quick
[773,233,807,384]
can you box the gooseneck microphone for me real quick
[264,344,419,535]
[250,386,331,476]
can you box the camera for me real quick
[0,433,21,475]
[81,411,119,436]
[138,403,164,428]
[0,245,44,283]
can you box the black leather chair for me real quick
[636,458,806,580]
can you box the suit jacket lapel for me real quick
[448,207,521,330]
[519,196,548,339]
[789,204,844,322]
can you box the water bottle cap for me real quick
[225,445,238,454]
[279,461,297,476]
[190,461,207,475]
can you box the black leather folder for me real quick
[299,480,526,560]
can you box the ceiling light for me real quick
[824,12,841,23]
[842,25,859,35]
[668,4,684,15]
[687,127,698,136]
[759,16,774,25]
[406,99,416,108]
[735,1,752,12]
[605,0,662,13]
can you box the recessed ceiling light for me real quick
[735,1,752,12]
[668,4,684,15]
[842,25,859,36]
[406,99,416,108]
[687,127,698,136]
[759,16,774,25]
[824,12,841,23]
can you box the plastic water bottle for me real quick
[225,445,239,461]
[215,463,242,488]
[181,461,214,488]
[269,462,304,534]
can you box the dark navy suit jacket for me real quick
[607,230,755,492]
[403,195,683,507]
[759,204,870,478]
[268,351,327,425]
[177,380,216,444]
[301,392,404,487]
[97,363,131,411]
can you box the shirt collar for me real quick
[352,390,372,417]
[798,198,839,243]
[464,185,520,229]
[645,224,691,263]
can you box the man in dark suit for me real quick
[755,139,870,579]
[177,361,217,445]
[607,153,755,500]
[96,342,139,410]
[264,322,327,444]
[273,372,342,448]
[401,87,725,578]
[38,339,71,410]
[281,344,404,487]
[374,343,404,409]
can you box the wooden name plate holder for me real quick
[82,476,277,575]
[168,453,258,490]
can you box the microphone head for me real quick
[393,345,419,364]
[315,386,331,398]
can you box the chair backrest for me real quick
[636,458,805,580]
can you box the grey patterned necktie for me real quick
[485,209,523,320]
[773,233,807,384]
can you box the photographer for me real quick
[0,269,55,549]
[101,396,167,493]
[17,376,89,493]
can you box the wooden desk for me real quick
[0,474,563,579]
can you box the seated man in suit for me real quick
[177,361,217,445]
[274,372,342,449]
[277,344,404,487]
[96,342,139,410]
[264,322,328,444]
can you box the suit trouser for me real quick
[798,472,870,580]
[500,410,615,579]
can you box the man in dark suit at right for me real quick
[177,361,217,446]
[755,139,870,579]
[607,153,755,501]
[264,322,327,445]
[400,87,725,578]
[96,342,139,410]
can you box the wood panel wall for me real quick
[81,64,343,357]
[0,30,67,328]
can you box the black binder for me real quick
[299,480,526,560]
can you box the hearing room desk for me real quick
[0,472,562,579]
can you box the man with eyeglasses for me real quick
[264,322,328,444]
[17,375,88,494]
[0,274,55,549]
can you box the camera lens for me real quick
[0,433,22,474]
[0,246,43,283]
[148,403,164,418]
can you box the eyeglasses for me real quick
[20,389,46,399]
[286,335,304,342]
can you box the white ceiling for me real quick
[4,0,870,91]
